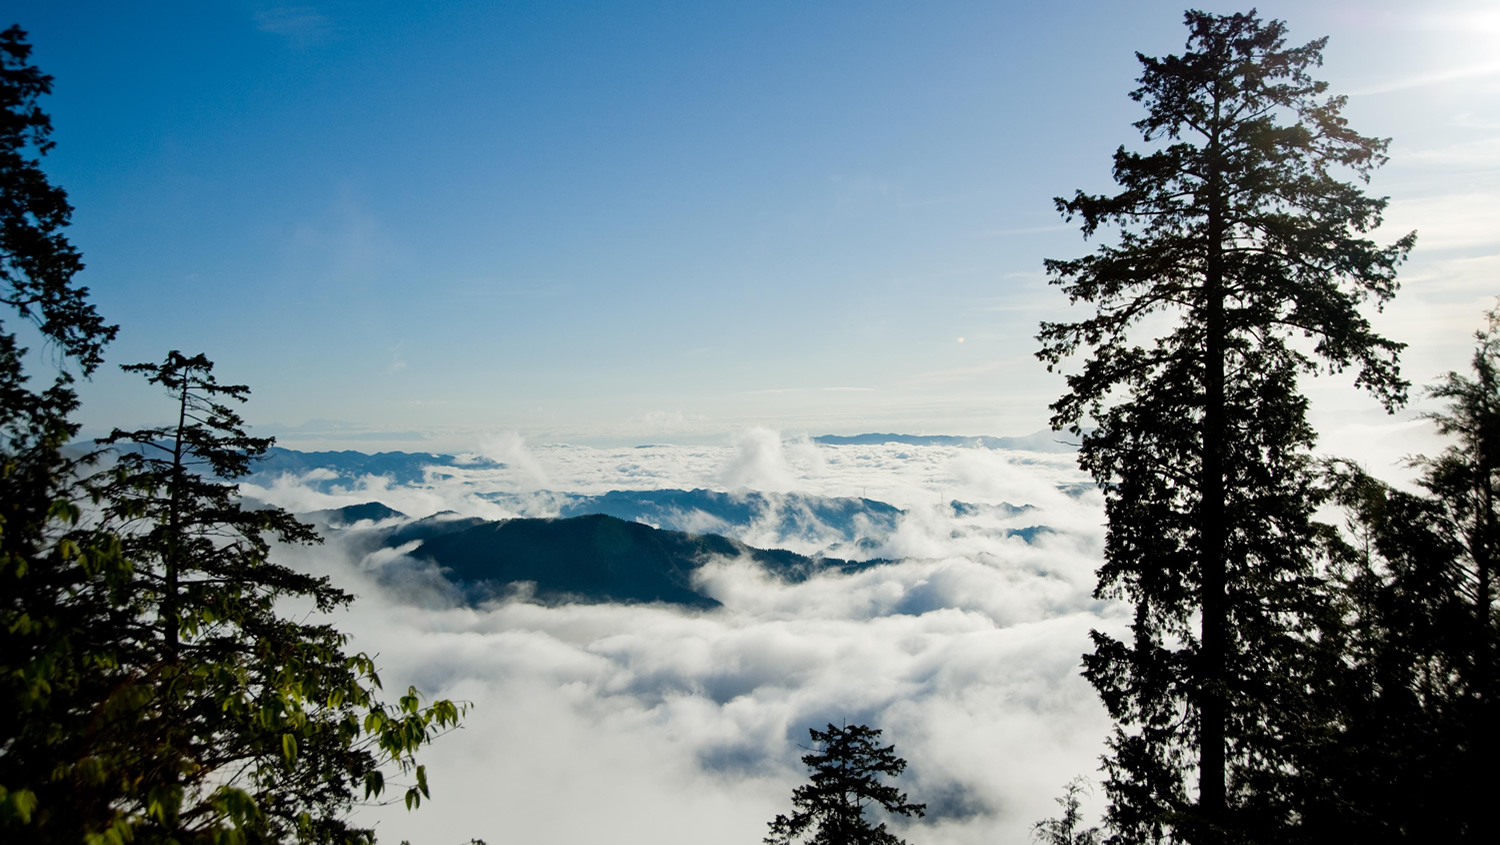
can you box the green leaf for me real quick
[4,787,38,823]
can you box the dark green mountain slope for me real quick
[306,502,407,526]
[400,514,880,608]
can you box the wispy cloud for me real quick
[905,360,1014,387]
[285,191,401,282]
[1381,193,1500,252]
[1348,60,1500,97]
[981,223,1075,237]
[745,387,877,395]
[254,6,335,48]
[257,419,431,442]
[1404,136,1500,170]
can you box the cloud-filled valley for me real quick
[246,432,1121,844]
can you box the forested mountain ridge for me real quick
[347,512,885,608]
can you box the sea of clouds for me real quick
[249,429,1121,845]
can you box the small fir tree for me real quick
[766,723,925,845]
[1033,779,1102,845]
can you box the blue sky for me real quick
[10,0,1499,452]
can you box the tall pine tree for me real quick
[1036,10,1412,843]
[90,351,464,844]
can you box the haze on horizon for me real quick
[8,0,1497,465]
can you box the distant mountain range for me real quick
[237,441,1071,609]
[240,444,1051,558]
[305,489,1059,609]
[318,506,881,609]
[811,431,1080,453]
[305,501,408,526]
[239,433,1076,490]
[484,488,1046,559]
[250,447,502,490]
[482,488,913,555]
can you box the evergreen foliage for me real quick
[0,25,114,372]
[766,724,925,845]
[1033,779,1102,845]
[1310,465,1469,840]
[0,26,462,843]
[1417,307,1500,697]
[1036,10,1411,842]
[1304,310,1500,842]
[84,351,464,843]
[0,23,127,836]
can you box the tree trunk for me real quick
[1477,368,1495,697]
[165,372,190,660]
[1198,104,1229,842]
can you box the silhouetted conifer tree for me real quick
[1311,464,1468,840]
[88,351,464,843]
[0,26,462,841]
[1033,779,1102,845]
[0,23,126,837]
[1418,307,1500,704]
[1036,10,1412,842]
[1306,309,1500,842]
[766,724,925,845]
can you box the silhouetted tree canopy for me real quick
[0,26,462,843]
[0,23,126,835]
[766,723,925,845]
[1032,779,1102,845]
[1037,9,1411,843]
[85,351,465,843]
[0,25,114,373]
[1303,310,1500,842]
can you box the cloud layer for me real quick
[257,434,1116,844]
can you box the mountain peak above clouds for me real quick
[304,501,408,527]
[345,512,881,609]
[250,441,1073,610]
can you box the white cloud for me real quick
[475,431,551,489]
[1381,194,1500,252]
[1404,135,1500,170]
[721,427,815,492]
[255,439,1118,844]
[283,550,1116,845]
[1348,60,1500,97]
